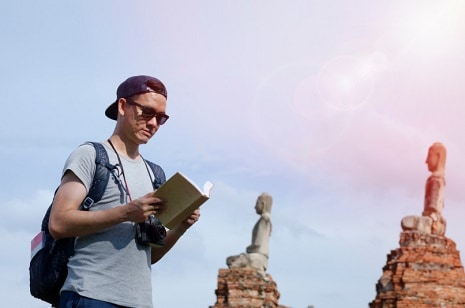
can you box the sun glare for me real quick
[405,1,462,49]
[317,55,375,111]
[387,0,465,60]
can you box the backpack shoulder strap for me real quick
[145,160,166,189]
[81,142,114,210]
[41,142,113,232]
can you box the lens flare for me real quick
[374,0,464,70]
[317,55,375,111]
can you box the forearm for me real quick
[150,208,201,264]
[151,227,187,264]
[49,205,128,239]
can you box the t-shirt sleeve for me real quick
[62,143,97,193]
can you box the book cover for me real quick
[154,172,213,229]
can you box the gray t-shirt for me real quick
[60,142,158,308]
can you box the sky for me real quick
[2,1,465,307]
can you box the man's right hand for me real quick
[125,192,166,223]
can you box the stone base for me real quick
[370,231,465,307]
[210,268,289,308]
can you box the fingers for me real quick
[144,193,166,213]
[190,210,200,221]
[184,209,201,225]
[152,201,167,214]
[139,193,166,214]
[145,202,164,217]
[127,195,166,223]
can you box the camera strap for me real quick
[107,139,154,202]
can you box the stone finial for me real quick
[226,193,273,272]
[401,142,447,235]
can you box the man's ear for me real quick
[117,98,127,118]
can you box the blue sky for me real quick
[2,1,465,307]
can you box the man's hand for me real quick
[125,192,166,223]
[172,208,201,236]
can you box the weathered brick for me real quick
[370,231,465,307]
[210,268,289,308]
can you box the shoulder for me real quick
[64,143,98,171]
[63,142,100,191]
[69,142,98,160]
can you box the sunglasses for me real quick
[126,100,169,125]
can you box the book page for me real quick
[203,181,214,197]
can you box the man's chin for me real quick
[137,136,151,145]
[138,133,154,144]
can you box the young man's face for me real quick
[120,92,168,145]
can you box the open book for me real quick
[154,172,213,229]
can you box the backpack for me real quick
[29,142,165,307]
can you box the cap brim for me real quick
[105,101,118,120]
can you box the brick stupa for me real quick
[370,142,465,307]
[210,267,288,308]
[211,193,289,308]
[369,231,465,307]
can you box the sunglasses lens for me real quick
[158,114,169,125]
[130,100,169,125]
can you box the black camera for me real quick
[136,215,166,247]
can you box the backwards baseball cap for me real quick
[105,75,168,120]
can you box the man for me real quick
[49,75,200,307]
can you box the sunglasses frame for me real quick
[126,100,169,125]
